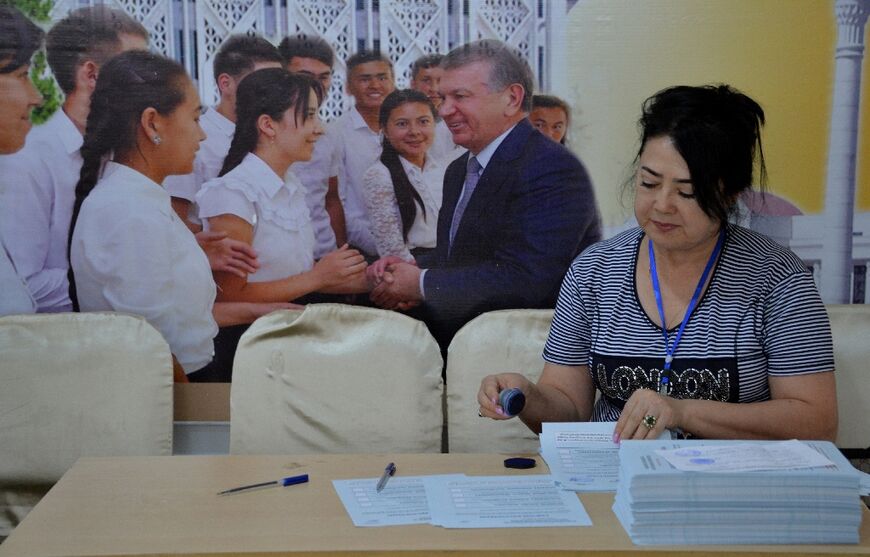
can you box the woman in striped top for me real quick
[478,85,837,442]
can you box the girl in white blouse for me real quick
[69,51,292,382]
[361,90,445,280]
[196,68,368,303]
[0,6,43,316]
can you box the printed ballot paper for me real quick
[654,439,836,473]
[422,475,591,528]
[333,474,591,528]
[540,421,670,492]
[332,475,461,527]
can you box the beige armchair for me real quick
[827,304,870,450]
[229,304,443,454]
[446,309,553,453]
[0,312,173,539]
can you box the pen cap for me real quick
[499,388,525,417]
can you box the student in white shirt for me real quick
[196,68,368,304]
[69,51,292,382]
[324,51,396,257]
[166,35,284,233]
[0,6,43,316]
[0,6,148,313]
[362,90,445,280]
[279,34,340,259]
[163,35,283,281]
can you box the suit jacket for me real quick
[418,119,601,346]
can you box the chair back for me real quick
[827,304,870,450]
[0,312,172,537]
[446,309,553,453]
[230,304,443,454]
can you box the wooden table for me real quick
[2,453,869,557]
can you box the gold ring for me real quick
[642,414,657,430]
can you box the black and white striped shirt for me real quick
[542,225,834,422]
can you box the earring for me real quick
[152,135,162,146]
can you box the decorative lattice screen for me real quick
[48,0,565,121]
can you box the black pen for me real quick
[376,462,396,493]
[218,473,309,495]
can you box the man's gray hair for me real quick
[442,39,534,112]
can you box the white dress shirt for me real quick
[197,153,316,283]
[325,106,382,255]
[290,136,338,258]
[361,154,445,261]
[0,240,36,316]
[71,162,218,374]
[0,109,82,312]
[164,107,235,227]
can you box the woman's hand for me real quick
[614,388,683,442]
[367,255,414,286]
[312,244,367,288]
[196,230,259,277]
[477,373,534,420]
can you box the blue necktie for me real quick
[449,156,481,251]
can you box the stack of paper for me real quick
[613,439,863,545]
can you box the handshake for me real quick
[366,255,423,311]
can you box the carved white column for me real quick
[821,0,870,303]
[544,0,568,95]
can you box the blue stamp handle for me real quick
[499,388,526,417]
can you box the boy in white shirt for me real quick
[324,51,396,258]
[0,6,147,312]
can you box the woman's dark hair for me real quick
[531,94,571,145]
[378,89,437,241]
[68,50,189,310]
[0,5,44,74]
[637,84,767,224]
[219,67,323,177]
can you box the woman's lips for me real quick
[652,220,678,232]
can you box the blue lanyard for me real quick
[649,227,725,395]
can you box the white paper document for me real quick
[655,439,836,473]
[422,475,591,528]
[540,421,670,491]
[332,475,463,527]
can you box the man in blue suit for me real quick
[371,39,601,349]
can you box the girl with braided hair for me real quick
[362,89,445,284]
[69,50,293,382]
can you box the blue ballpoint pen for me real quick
[376,462,396,493]
[218,473,309,495]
